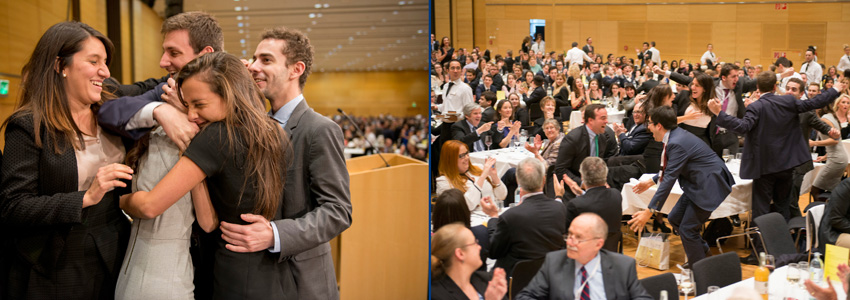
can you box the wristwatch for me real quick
[647,207,657,214]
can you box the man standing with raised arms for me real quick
[219,27,353,300]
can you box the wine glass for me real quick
[513,136,522,152]
[798,262,809,287]
[707,286,720,300]
[765,254,776,273]
[680,268,694,300]
[483,135,492,151]
[787,263,800,286]
[722,149,732,163]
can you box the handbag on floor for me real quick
[635,232,670,270]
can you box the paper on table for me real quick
[825,244,849,282]
[497,91,506,100]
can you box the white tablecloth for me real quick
[469,148,536,177]
[691,265,846,300]
[569,108,626,130]
[621,161,752,219]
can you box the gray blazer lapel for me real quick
[284,100,310,136]
[565,258,576,298]
[601,251,616,300]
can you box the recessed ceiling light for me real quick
[371,26,376,30]
[309,13,315,18]
[417,30,423,34]
[348,37,354,41]
[317,13,322,18]
[237,16,243,20]
[238,23,244,27]
[382,19,386,22]
[337,45,342,49]
[324,4,329,8]
[243,7,249,11]
[240,39,246,44]
[399,1,405,5]
[314,4,321,8]
[393,11,398,15]
[396,39,401,44]
[235,6,242,11]
[311,21,317,25]
[239,29,244,34]
[366,53,371,57]
[306,28,311,32]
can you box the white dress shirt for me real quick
[435,174,507,214]
[700,50,716,65]
[801,60,823,86]
[838,55,850,73]
[566,47,593,67]
[438,78,475,116]
[714,84,738,117]
[650,47,661,65]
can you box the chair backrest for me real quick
[753,212,798,257]
[603,232,621,253]
[559,106,573,121]
[509,257,546,300]
[543,165,555,198]
[807,204,826,252]
[691,252,742,296]
[639,272,678,300]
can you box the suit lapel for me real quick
[600,251,616,300]
[284,100,310,137]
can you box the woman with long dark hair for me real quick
[437,36,455,66]
[677,73,715,145]
[1,21,132,299]
[119,52,294,298]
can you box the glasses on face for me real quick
[461,239,479,249]
[564,233,599,244]
[458,152,469,159]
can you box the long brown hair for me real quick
[438,140,488,193]
[691,72,715,115]
[2,21,114,153]
[176,52,289,220]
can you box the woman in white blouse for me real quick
[436,140,507,213]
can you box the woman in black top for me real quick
[120,52,293,299]
[431,223,507,300]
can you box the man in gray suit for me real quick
[517,213,651,300]
[218,27,353,299]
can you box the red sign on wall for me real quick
[773,52,787,58]
[775,3,787,10]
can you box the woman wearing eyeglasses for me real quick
[435,140,507,215]
[431,223,507,300]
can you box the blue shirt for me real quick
[267,94,304,253]
[574,252,606,300]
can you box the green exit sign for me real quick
[0,79,9,97]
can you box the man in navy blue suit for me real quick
[475,74,498,99]
[627,106,734,266]
[709,72,845,222]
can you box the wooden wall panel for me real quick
[131,0,163,83]
[434,0,451,41]
[454,0,474,50]
[303,71,429,117]
[473,0,487,49]
[447,2,847,69]
[825,22,850,70]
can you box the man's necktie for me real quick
[579,266,591,300]
[659,142,668,183]
[593,135,599,157]
[445,82,455,96]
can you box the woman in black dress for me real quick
[120,52,294,299]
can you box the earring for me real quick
[62,73,67,78]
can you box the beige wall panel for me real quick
[844,3,850,22]
[711,23,738,62]
[578,21,599,54]
[687,23,711,64]
[473,0,487,49]
[824,22,850,70]
[648,22,688,62]
[648,5,687,23]
[734,23,763,66]
[618,21,645,59]
[132,0,164,82]
[595,21,618,59]
[687,5,736,23]
[761,24,788,62]
[0,0,12,74]
[120,0,132,83]
[607,5,646,22]
[788,23,826,60]
[560,20,581,53]
[455,0,474,50]
[789,3,843,22]
[7,1,43,76]
[303,71,428,117]
[571,6,604,22]
[434,0,451,39]
[742,3,788,23]
[80,0,108,34]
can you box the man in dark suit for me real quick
[475,74,498,99]
[613,101,652,156]
[452,103,496,153]
[565,157,624,252]
[636,42,652,70]
[488,158,567,275]
[710,72,845,224]
[628,106,734,266]
[503,50,515,72]
[554,104,612,199]
[784,78,839,218]
[487,63,505,91]
[517,213,652,300]
[219,27,354,299]
[582,37,595,54]
[479,91,497,124]
[525,75,547,121]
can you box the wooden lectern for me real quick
[330,153,429,299]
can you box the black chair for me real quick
[691,252,742,296]
[559,106,573,123]
[754,212,799,258]
[543,165,555,198]
[639,272,678,300]
[509,257,545,300]
[789,201,826,250]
